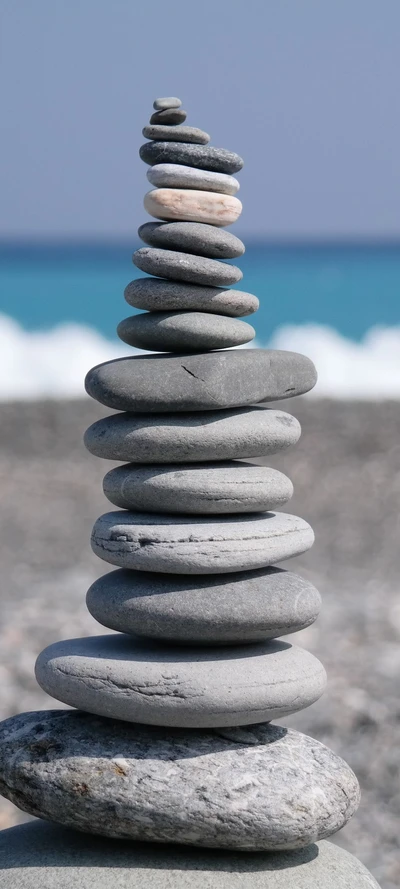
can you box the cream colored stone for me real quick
[144,188,242,227]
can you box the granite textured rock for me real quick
[153,97,182,110]
[149,107,187,124]
[143,125,210,144]
[133,247,243,286]
[87,566,321,643]
[147,164,240,196]
[117,311,255,352]
[125,278,258,315]
[144,189,242,226]
[140,141,244,174]
[138,220,245,258]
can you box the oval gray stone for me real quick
[84,406,301,463]
[138,221,244,258]
[117,312,255,352]
[87,567,321,643]
[147,164,240,196]
[133,247,243,287]
[143,125,210,144]
[35,637,325,727]
[153,96,182,110]
[125,278,258,315]
[140,141,244,174]
[149,107,187,124]
[90,510,314,574]
[84,350,317,413]
[103,462,292,514]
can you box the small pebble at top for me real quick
[153,97,182,110]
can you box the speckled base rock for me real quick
[147,164,240,196]
[143,125,210,143]
[125,278,258,315]
[133,247,242,286]
[138,221,244,258]
[144,189,242,227]
[140,141,244,174]
[117,311,255,351]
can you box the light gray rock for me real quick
[87,566,321,643]
[143,125,210,144]
[84,350,317,413]
[125,277,257,315]
[84,406,301,463]
[138,220,244,258]
[90,510,314,574]
[117,311,255,352]
[35,638,325,727]
[149,107,187,124]
[0,712,359,849]
[140,141,244,174]
[133,247,242,286]
[103,462,292,514]
[147,164,240,196]
[153,96,182,110]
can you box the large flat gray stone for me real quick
[140,141,244,174]
[117,312,255,352]
[133,247,242,286]
[125,278,258,315]
[138,221,244,257]
[146,165,240,197]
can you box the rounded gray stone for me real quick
[150,107,187,124]
[87,566,321,643]
[0,712,360,851]
[143,125,210,144]
[147,163,240,195]
[139,220,244,258]
[133,247,243,287]
[35,637,325,727]
[140,141,244,174]
[125,277,258,315]
[84,406,301,463]
[0,821,381,888]
[117,312,255,352]
[103,462,292,514]
[90,510,314,574]
[153,96,182,110]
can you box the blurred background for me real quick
[0,2,399,887]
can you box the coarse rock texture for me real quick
[84,407,301,463]
[84,350,317,413]
[147,164,240,196]
[117,311,254,352]
[153,97,182,110]
[86,567,321,644]
[144,189,242,227]
[149,107,187,124]
[0,822,381,889]
[90,510,314,574]
[140,141,244,174]
[125,278,258,316]
[143,125,210,144]
[133,247,242,286]
[138,220,244,258]
[0,713,357,846]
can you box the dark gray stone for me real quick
[87,566,321,643]
[133,247,242,287]
[149,107,187,124]
[125,277,258,315]
[117,312,255,352]
[84,350,317,413]
[143,125,210,144]
[147,164,240,196]
[138,221,244,258]
[153,97,182,110]
[140,141,244,174]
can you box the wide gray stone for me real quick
[153,96,182,110]
[138,221,244,258]
[143,125,210,144]
[147,164,240,196]
[140,141,244,174]
[133,247,242,286]
[87,566,321,643]
[103,461,292,514]
[35,637,325,727]
[84,406,301,463]
[0,712,360,850]
[150,107,187,124]
[0,822,381,888]
[90,510,314,574]
[117,311,255,351]
[125,277,258,315]
[84,350,317,413]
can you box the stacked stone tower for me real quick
[0,98,380,888]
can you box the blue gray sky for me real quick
[1,0,400,239]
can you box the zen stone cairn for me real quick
[0,98,380,888]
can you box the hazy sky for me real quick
[2,0,400,239]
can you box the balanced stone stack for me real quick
[0,97,380,889]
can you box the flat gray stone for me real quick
[84,406,301,463]
[0,712,360,850]
[139,221,244,258]
[147,164,240,196]
[143,125,210,144]
[0,822,381,888]
[150,107,187,124]
[35,637,325,727]
[153,96,182,110]
[140,141,244,174]
[117,312,255,352]
[87,566,321,643]
[133,247,242,287]
[125,277,258,315]
[90,510,314,574]
[103,462,292,514]
[85,350,317,413]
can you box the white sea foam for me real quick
[0,313,399,400]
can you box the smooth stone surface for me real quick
[35,638,325,727]
[90,510,314,574]
[143,125,210,144]
[84,350,318,413]
[0,822,380,888]
[133,247,242,286]
[125,277,257,315]
[103,462,292,514]
[140,141,244,174]
[150,107,187,124]
[87,566,321,643]
[139,220,244,258]
[153,96,182,110]
[84,406,301,463]
[144,189,242,227]
[147,164,240,196]
[117,312,255,352]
